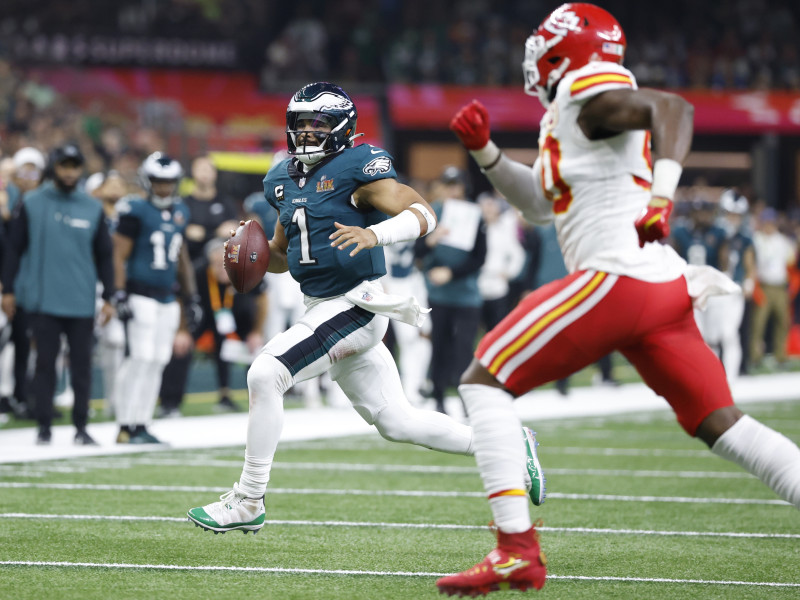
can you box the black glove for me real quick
[184,294,204,337]
[112,290,133,321]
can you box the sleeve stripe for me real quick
[570,73,633,95]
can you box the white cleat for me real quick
[187,483,266,534]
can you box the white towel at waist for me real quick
[345,279,431,327]
[684,265,742,311]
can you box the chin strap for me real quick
[150,195,175,209]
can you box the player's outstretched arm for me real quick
[330,178,437,256]
[579,88,694,247]
[450,100,551,224]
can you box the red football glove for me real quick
[450,99,491,150]
[634,196,673,248]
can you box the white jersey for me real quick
[536,61,686,282]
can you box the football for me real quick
[224,219,270,293]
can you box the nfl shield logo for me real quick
[361,292,373,302]
[298,177,306,188]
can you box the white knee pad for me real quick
[247,354,294,405]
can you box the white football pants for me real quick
[383,272,432,404]
[114,294,180,427]
[694,292,744,381]
[97,316,125,417]
[238,288,473,498]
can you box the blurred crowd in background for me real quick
[1,1,799,89]
[0,0,800,440]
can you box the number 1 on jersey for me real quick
[291,207,318,265]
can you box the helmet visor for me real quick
[287,111,338,133]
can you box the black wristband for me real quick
[479,150,503,172]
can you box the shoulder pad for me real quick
[559,61,636,103]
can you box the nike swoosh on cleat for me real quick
[492,558,530,577]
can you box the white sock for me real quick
[238,354,293,498]
[460,383,531,533]
[712,415,800,508]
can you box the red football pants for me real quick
[476,270,734,435]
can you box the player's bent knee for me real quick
[459,359,502,388]
[374,415,413,444]
[247,354,293,400]
[695,405,744,447]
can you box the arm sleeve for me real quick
[1,203,30,294]
[93,217,115,301]
[478,153,553,225]
[115,213,140,239]
[450,221,487,279]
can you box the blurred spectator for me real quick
[1,143,114,445]
[717,189,757,377]
[750,207,798,367]
[191,237,266,414]
[86,170,130,418]
[415,166,486,414]
[477,189,525,331]
[182,156,240,266]
[3,1,800,89]
[0,147,46,418]
[670,199,731,361]
[5,147,46,218]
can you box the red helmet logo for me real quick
[522,3,627,106]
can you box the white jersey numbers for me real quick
[539,134,573,214]
[291,206,318,265]
[149,230,183,270]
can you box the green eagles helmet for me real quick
[286,82,358,165]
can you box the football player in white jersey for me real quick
[437,3,800,596]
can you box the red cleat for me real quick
[436,526,547,597]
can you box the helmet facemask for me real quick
[522,34,569,107]
[522,3,628,108]
[286,82,359,166]
[287,111,342,166]
[139,152,182,208]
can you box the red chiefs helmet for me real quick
[522,3,626,107]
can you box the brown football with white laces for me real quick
[224,219,270,293]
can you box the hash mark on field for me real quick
[1,560,799,587]
[2,513,798,539]
[0,482,792,505]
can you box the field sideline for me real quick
[1,374,799,599]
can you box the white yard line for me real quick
[0,481,791,505]
[2,512,798,539]
[2,458,755,480]
[0,560,798,587]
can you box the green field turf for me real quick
[1,400,799,599]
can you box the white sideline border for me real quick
[1,372,799,464]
